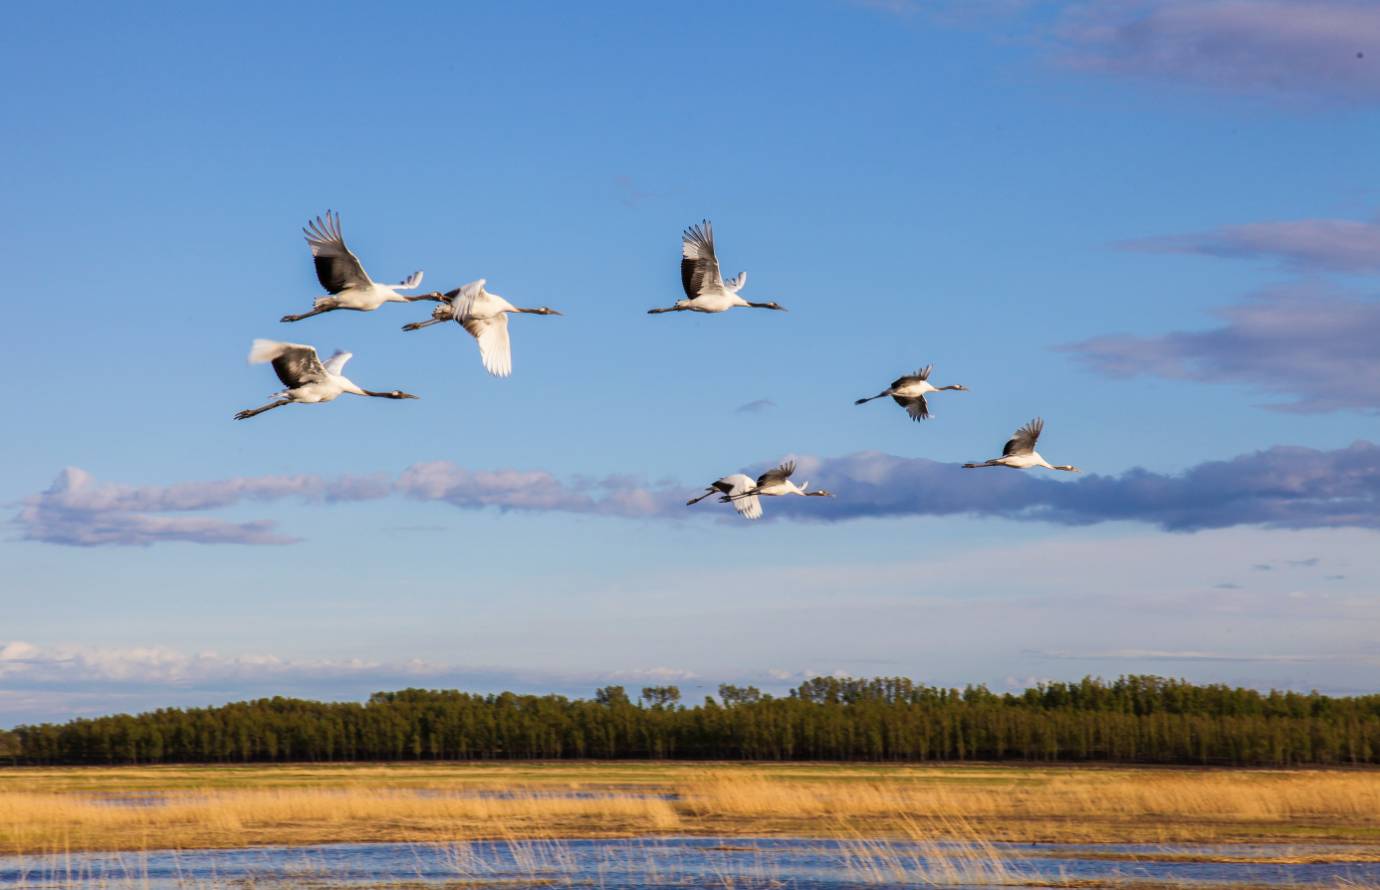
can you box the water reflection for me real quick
[2,837,1377,889]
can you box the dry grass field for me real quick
[1,761,1379,855]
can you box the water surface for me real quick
[3,837,1377,888]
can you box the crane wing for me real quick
[248,339,328,388]
[444,279,488,319]
[724,271,747,293]
[304,211,371,293]
[888,365,933,390]
[893,393,930,421]
[462,313,512,378]
[322,350,353,376]
[756,460,796,487]
[722,474,763,520]
[680,220,724,300]
[1003,417,1043,456]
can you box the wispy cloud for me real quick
[15,440,1380,546]
[1033,647,1331,664]
[612,175,656,209]
[859,1,1380,103]
[1247,556,1324,573]
[609,666,701,682]
[1120,217,1380,272]
[15,467,390,547]
[395,462,680,518]
[734,398,777,414]
[1061,283,1380,413]
[853,0,1036,24]
[0,640,418,687]
[0,640,716,724]
[0,639,663,700]
[1055,0,1380,103]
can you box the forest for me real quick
[4,675,1379,767]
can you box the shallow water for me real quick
[2,837,1377,889]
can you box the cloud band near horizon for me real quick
[14,440,1380,546]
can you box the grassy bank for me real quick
[2,762,1379,854]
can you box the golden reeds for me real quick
[2,762,1378,854]
[684,768,1380,821]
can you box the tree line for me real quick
[4,675,1379,766]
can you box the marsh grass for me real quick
[2,762,1379,854]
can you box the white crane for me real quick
[854,364,969,421]
[233,340,418,420]
[686,474,763,520]
[281,211,442,322]
[726,460,834,508]
[401,279,561,378]
[963,418,1080,472]
[647,220,786,315]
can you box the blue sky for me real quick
[3,1,1379,725]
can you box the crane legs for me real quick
[280,307,335,323]
[401,317,447,332]
[233,399,291,420]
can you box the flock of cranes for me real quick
[237,211,1080,519]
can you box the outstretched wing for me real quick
[395,270,424,290]
[724,271,747,293]
[303,211,371,293]
[248,339,327,388]
[445,279,488,319]
[1003,417,1043,456]
[681,220,723,300]
[462,313,512,377]
[893,394,930,421]
[722,474,762,520]
[756,460,796,488]
[889,365,933,390]
[322,350,353,376]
